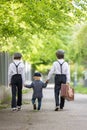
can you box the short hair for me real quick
[56,49,65,59]
[14,52,22,59]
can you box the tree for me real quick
[72,24,87,65]
[0,0,87,72]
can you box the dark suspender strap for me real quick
[13,62,21,74]
[57,61,65,74]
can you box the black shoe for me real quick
[37,108,40,111]
[33,104,36,110]
[54,107,59,111]
[60,107,63,110]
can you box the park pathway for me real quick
[0,85,87,130]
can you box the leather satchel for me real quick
[61,84,74,101]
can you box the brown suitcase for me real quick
[61,84,74,101]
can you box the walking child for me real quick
[8,52,25,111]
[46,49,70,111]
[24,72,47,110]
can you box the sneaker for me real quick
[12,108,17,111]
[54,106,59,111]
[33,104,36,110]
[17,106,21,111]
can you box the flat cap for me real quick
[56,49,65,55]
[14,52,22,59]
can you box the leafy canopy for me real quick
[0,0,87,71]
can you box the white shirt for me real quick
[47,59,70,83]
[8,59,25,85]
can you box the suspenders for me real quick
[13,62,21,74]
[57,61,65,74]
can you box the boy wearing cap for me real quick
[46,49,70,111]
[8,52,25,111]
[24,72,47,110]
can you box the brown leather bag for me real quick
[61,84,74,101]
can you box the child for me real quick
[24,72,47,110]
[8,52,25,111]
[46,49,70,111]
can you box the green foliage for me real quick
[69,23,87,67]
[75,85,87,94]
[75,24,87,65]
[0,0,87,72]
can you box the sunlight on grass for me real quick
[74,85,87,94]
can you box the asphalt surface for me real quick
[0,85,87,130]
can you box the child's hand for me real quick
[46,80,49,83]
[24,84,29,88]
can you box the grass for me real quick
[0,88,31,110]
[0,104,9,110]
[22,89,31,94]
[74,85,87,94]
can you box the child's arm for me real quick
[24,82,33,88]
[42,82,48,88]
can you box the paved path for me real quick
[0,86,87,130]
